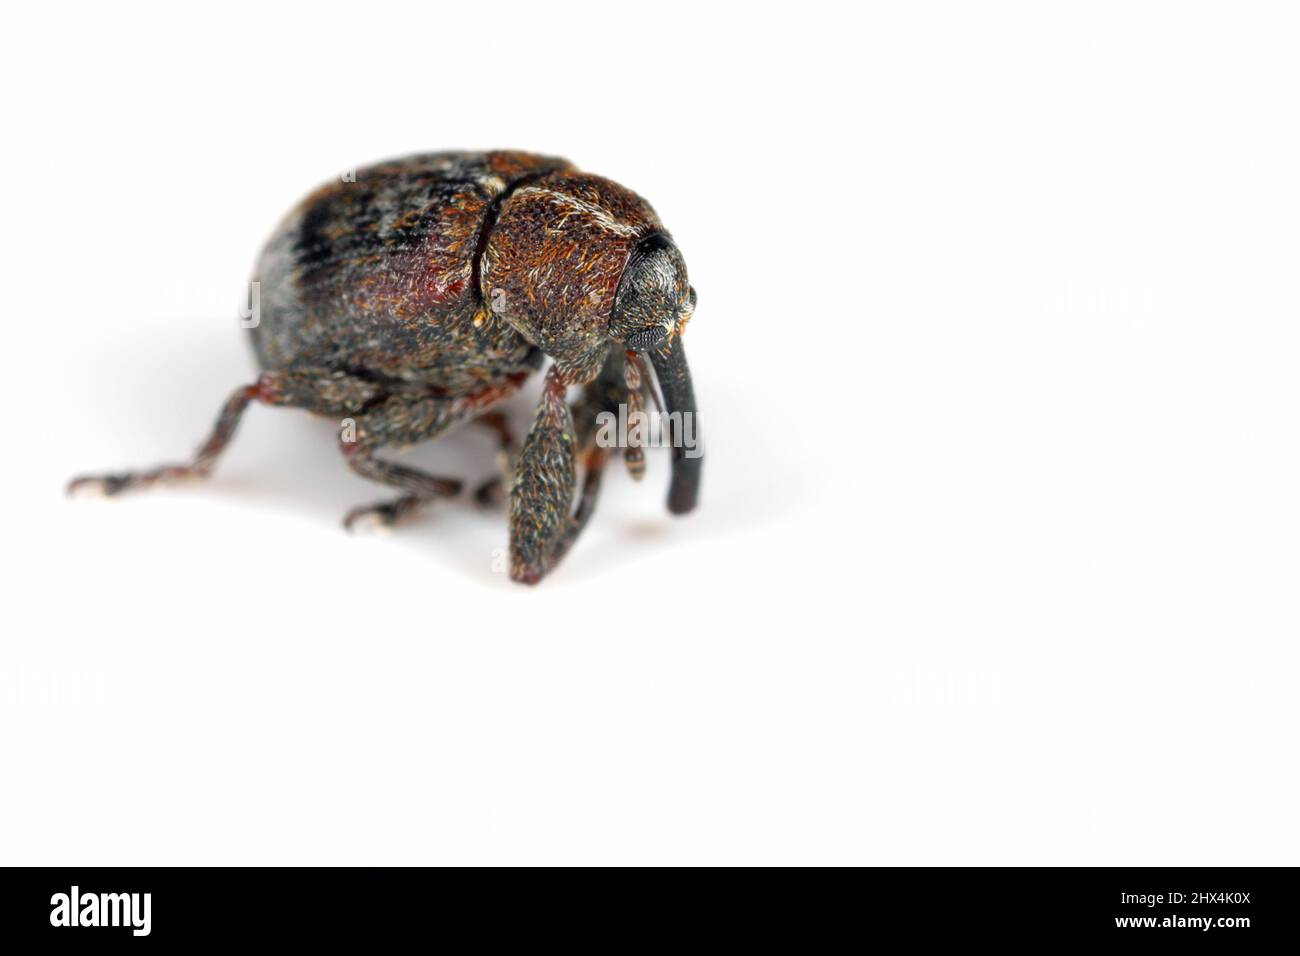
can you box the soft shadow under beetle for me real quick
[70,151,702,584]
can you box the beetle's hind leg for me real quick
[67,384,260,496]
[69,365,528,536]
[67,368,383,498]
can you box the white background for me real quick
[3,1,1297,865]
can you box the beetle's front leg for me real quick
[508,366,610,584]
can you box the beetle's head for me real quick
[484,172,702,512]
[608,232,696,350]
[609,233,702,514]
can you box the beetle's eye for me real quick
[626,326,668,350]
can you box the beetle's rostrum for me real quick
[68,151,702,584]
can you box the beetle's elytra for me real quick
[70,151,702,584]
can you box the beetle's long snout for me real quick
[648,336,702,514]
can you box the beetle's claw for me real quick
[343,503,399,534]
[66,474,130,498]
[342,495,442,534]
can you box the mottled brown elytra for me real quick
[69,151,702,584]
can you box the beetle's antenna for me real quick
[625,350,664,415]
[622,351,646,481]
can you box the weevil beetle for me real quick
[69,151,702,584]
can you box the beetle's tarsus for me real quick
[66,473,131,497]
[65,381,259,501]
[473,476,505,509]
[343,496,432,533]
[66,466,204,498]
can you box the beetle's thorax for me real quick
[480,172,663,383]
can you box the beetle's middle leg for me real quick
[338,376,529,531]
[470,411,519,509]
[339,446,462,532]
